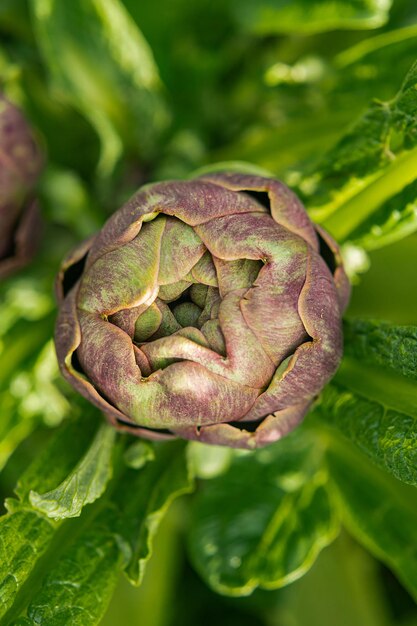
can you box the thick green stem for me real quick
[321,147,417,241]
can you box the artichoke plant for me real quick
[0,95,43,278]
[55,173,350,448]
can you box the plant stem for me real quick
[322,147,417,241]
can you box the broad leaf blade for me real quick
[13,412,101,503]
[0,432,194,624]
[29,423,116,519]
[317,385,417,486]
[0,510,56,620]
[317,319,417,485]
[302,61,417,242]
[350,178,417,251]
[343,318,417,380]
[114,440,194,585]
[325,432,417,602]
[189,430,339,596]
[8,511,126,626]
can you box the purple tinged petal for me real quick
[0,199,41,279]
[0,96,43,277]
[200,319,226,355]
[315,224,351,313]
[158,280,192,302]
[199,172,318,249]
[109,304,148,338]
[195,212,309,364]
[141,289,274,388]
[213,257,262,296]
[55,287,143,433]
[190,251,218,286]
[78,217,165,314]
[149,299,182,339]
[241,248,343,421]
[158,216,205,285]
[134,302,163,341]
[173,402,309,449]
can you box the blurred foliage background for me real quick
[1,0,417,624]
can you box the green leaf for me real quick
[316,319,417,485]
[335,324,417,420]
[8,512,126,626]
[123,440,155,470]
[29,423,116,520]
[0,429,194,624]
[187,441,234,479]
[232,0,392,35]
[0,510,56,620]
[12,412,101,504]
[188,429,339,596]
[302,61,417,241]
[343,318,417,380]
[325,431,417,602]
[350,178,417,251]
[114,440,194,585]
[317,385,417,486]
[29,0,168,173]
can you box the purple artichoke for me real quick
[55,173,350,449]
[0,95,43,279]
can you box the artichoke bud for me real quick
[55,173,350,449]
[0,95,43,278]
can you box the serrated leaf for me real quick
[343,318,417,380]
[233,0,392,35]
[350,178,417,250]
[8,512,125,626]
[302,61,417,242]
[317,385,417,486]
[13,412,101,503]
[325,431,417,602]
[220,24,417,182]
[29,423,116,520]
[335,326,417,420]
[30,0,168,173]
[0,432,194,624]
[0,510,56,620]
[113,440,194,585]
[316,319,417,485]
[188,429,339,596]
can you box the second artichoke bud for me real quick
[0,95,43,279]
[55,173,350,449]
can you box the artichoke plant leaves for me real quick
[188,428,339,596]
[325,432,417,602]
[29,0,169,174]
[301,60,417,243]
[316,319,417,485]
[28,423,116,520]
[219,22,417,190]
[349,177,417,251]
[0,417,194,625]
[114,440,194,585]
